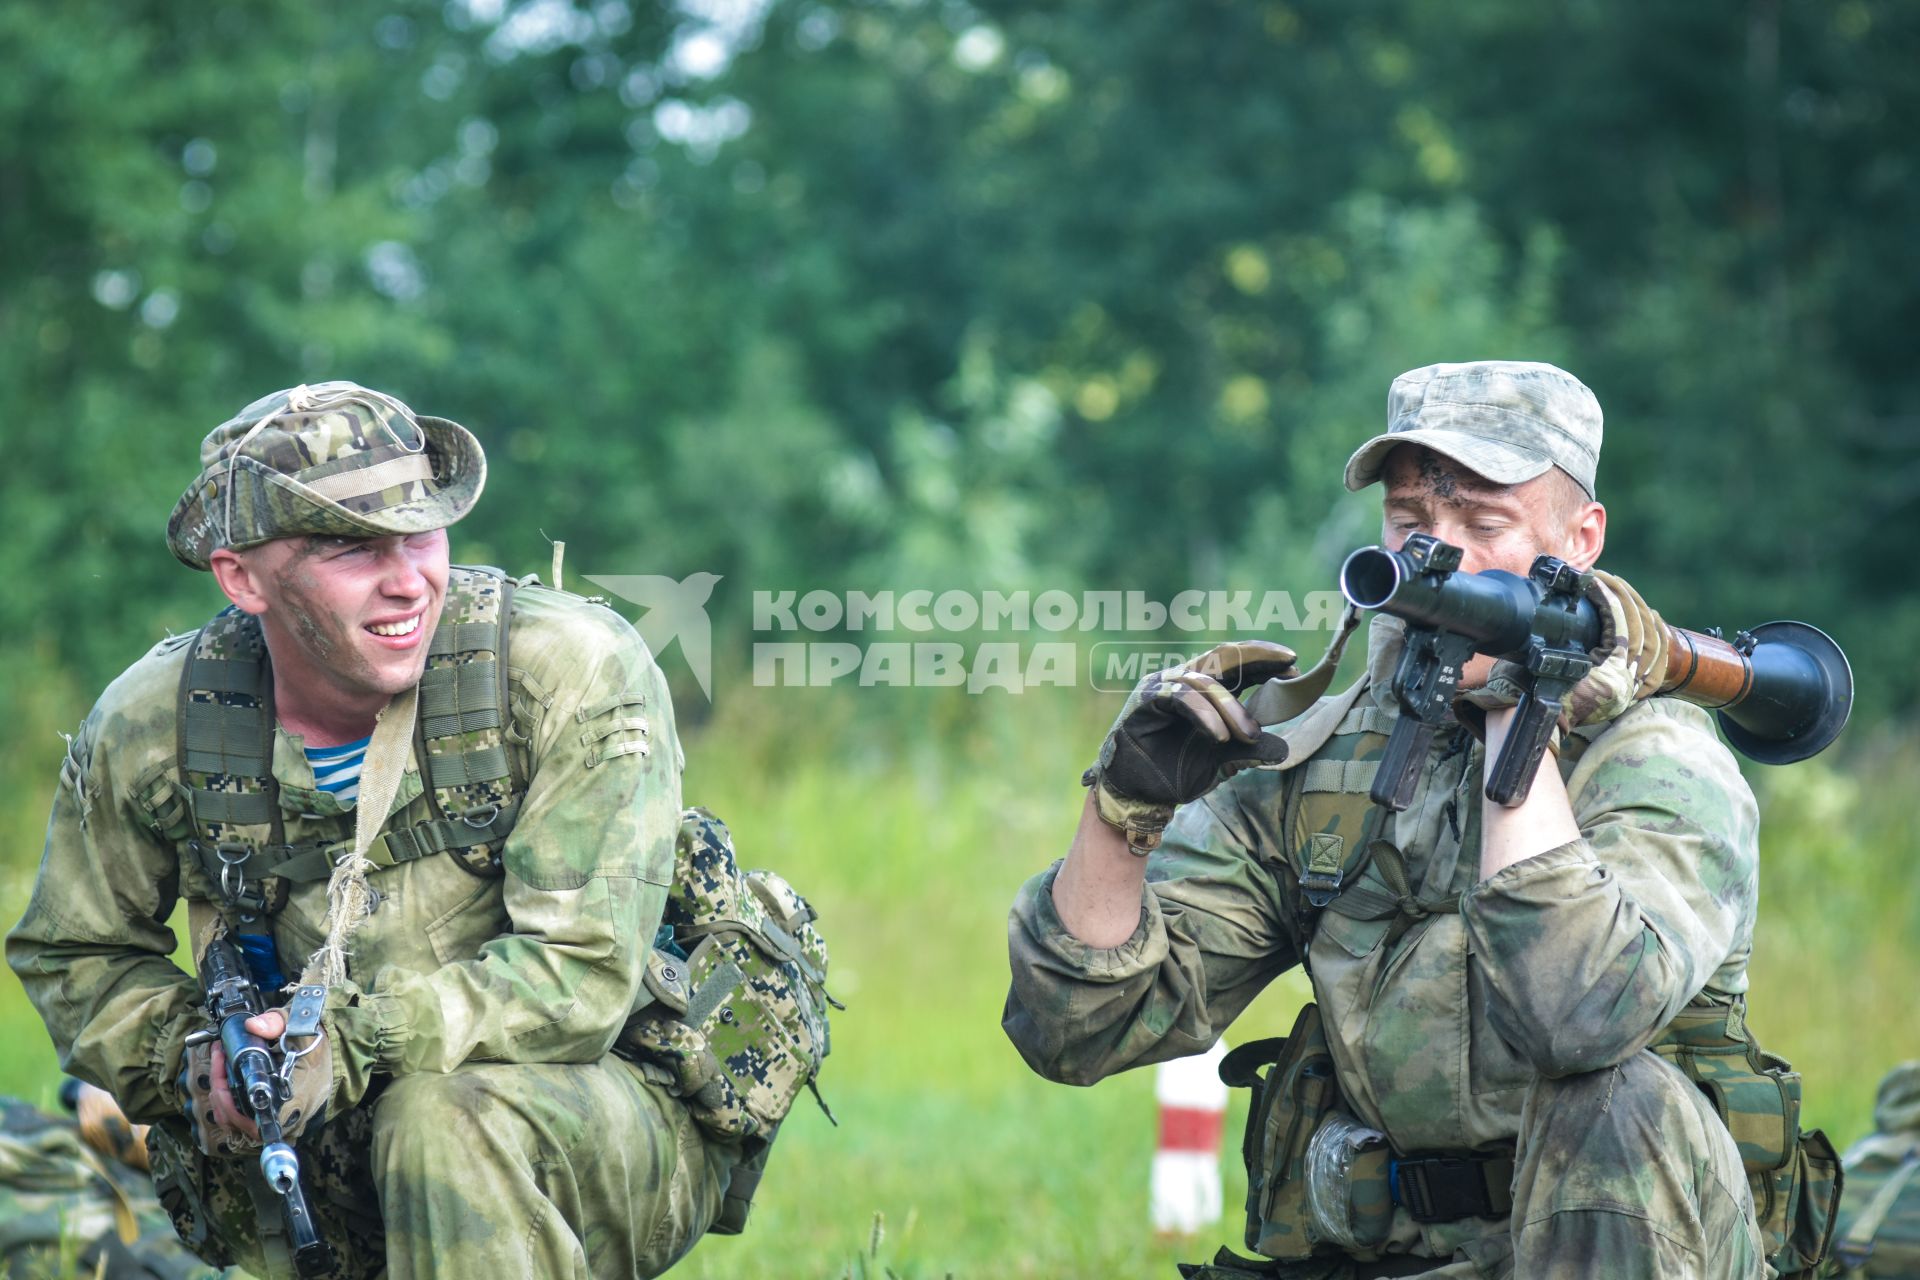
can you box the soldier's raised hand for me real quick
[1084,640,1297,855]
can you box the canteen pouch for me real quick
[1303,1111,1393,1252]
[1223,1002,1344,1261]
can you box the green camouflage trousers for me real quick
[148,1057,737,1279]
[1185,1051,1763,1280]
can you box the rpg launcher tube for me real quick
[1340,544,1852,765]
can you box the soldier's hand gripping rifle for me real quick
[183,938,337,1277]
[1340,532,1854,811]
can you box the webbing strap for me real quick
[1273,675,1373,774]
[419,659,502,737]
[202,810,518,884]
[428,744,510,788]
[1301,758,1380,794]
[1837,1151,1920,1265]
[684,961,745,1028]
[188,789,276,826]
[1337,705,1390,735]
[181,702,271,773]
[190,660,260,694]
[301,453,434,502]
[428,622,498,656]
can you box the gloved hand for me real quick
[73,1080,151,1172]
[1085,640,1298,854]
[1456,569,1669,746]
[179,1013,333,1157]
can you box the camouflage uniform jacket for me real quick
[1005,624,1760,1155]
[8,573,681,1127]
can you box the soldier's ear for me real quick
[1566,500,1606,571]
[209,546,271,616]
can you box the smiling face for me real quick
[210,530,451,734]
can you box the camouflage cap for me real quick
[167,381,487,570]
[1343,360,1602,499]
[1875,1061,1920,1136]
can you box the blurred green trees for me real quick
[2,0,1914,718]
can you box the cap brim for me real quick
[1343,427,1556,493]
[169,414,488,569]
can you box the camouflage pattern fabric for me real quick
[8,577,739,1277]
[618,809,835,1143]
[1005,619,1766,1277]
[165,381,486,570]
[146,1059,734,1279]
[0,1095,219,1280]
[1342,361,1603,498]
[1832,1062,1920,1277]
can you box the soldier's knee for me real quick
[372,1065,551,1177]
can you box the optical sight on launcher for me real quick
[1339,533,1853,811]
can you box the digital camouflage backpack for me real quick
[617,808,840,1232]
[1833,1063,1920,1277]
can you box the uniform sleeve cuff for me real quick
[1463,837,1599,909]
[323,983,410,1107]
[1017,861,1167,981]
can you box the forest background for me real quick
[1,1,1915,1276]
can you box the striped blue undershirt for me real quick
[305,734,371,806]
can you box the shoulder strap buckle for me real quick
[1300,867,1344,908]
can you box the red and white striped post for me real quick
[1152,1038,1229,1236]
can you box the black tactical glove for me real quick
[1085,641,1298,855]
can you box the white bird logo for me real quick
[584,572,724,701]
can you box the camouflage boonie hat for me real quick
[1344,360,1603,499]
[167,381,487,570]
[1875,1061,1920,1136]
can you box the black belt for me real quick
[1391,1149,1515,1223]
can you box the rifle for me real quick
[1339,533,1853,810]
[183,938,336,1277]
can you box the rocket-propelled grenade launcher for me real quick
[1339,533,1853,811]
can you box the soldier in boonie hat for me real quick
[166,381,487,570]
[15,380,756,1277]
[1342,359,1602,498]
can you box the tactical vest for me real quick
[171,566,520,927]
[1243,676,1842,1276]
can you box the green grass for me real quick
[0,674,1911,1278]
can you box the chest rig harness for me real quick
[1233,674,1842,1276]
[169,566,521,932]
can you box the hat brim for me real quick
[1343,427,1557,494]
[169,414,488,569]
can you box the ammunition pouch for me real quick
[1226,1002,1346,1260]
[1652,1001,1842,1278]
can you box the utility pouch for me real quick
[1224,1002,1343,1261]
[1654,1001,1841,1277]
[615,809,837,1153]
